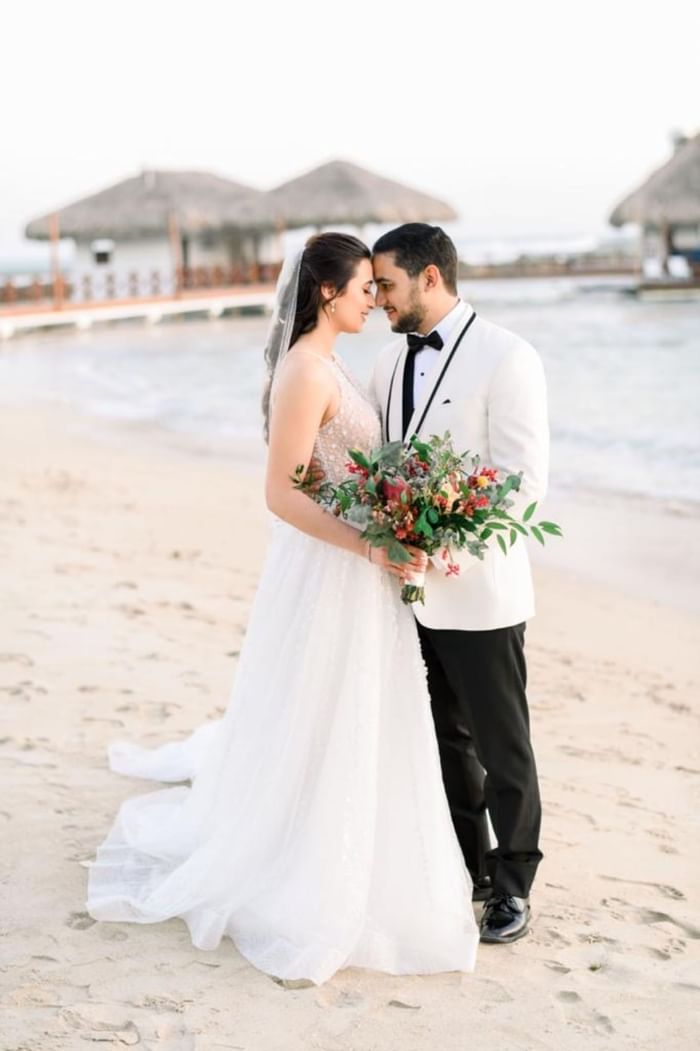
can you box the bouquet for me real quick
[294,433,562,604]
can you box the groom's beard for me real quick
[387,288,426,334]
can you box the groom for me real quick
[369,224,549,944]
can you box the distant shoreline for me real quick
[24,401,697,617]
[459,259,639,281]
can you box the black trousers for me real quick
[417,620,543,898]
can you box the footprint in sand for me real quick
[556,990,615,1034]
[543,960,571,974]
[601,874,686,900]
[65,911,96,931]
[0,652,34,667]
[638,908,700,939]
[600,896,700,941]
[97,926,129,942]
[114,604,147,618]
[645,946,672,960]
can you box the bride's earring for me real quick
[330,300,336,314]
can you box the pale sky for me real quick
[2,0,698,261]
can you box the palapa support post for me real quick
[274,215,286,268]
[659,219,671,276]
[49,213,64,310]
[168,211,183,298]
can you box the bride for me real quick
[86,232,479,984]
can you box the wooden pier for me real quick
[0,283,276,340]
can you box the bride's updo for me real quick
[289,232,370,347]
[262,232,370,440]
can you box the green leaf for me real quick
[480,527,492,541]
[510,521,529,536]
[387,539,412,564]
[531,525,545,546]
[484,521,508,531]
[348,448,370,469]
[523,501,537,522]
[497,534,508,556]
[413,509,434,538]
[510,528,517,546]
[539,521,563,536]
[410,435,432,461]
[495,475,519,502]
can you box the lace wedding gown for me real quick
[86,353,478,984]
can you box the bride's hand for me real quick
[366,544,406,578]
[400,546,428,584]
[365,544,427,580]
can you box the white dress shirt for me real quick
[411,298,464,405]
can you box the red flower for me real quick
[382,478,412,504]
[346,461,369,477]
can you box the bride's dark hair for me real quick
[289,232,370,347]
[262,232,370,440]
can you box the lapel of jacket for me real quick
[404,301,474,441]
[383,340,406,443]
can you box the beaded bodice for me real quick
[313,355,381,485]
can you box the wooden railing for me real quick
[0,262,282,309]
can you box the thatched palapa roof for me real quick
[24,160,459,242]
[25,169,272,241]
[265,159,457,228]
[610,132,700,229]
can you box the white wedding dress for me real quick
[86,353,478,984]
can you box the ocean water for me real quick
[0,276,698,504]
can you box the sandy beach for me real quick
[1,404,698,1051]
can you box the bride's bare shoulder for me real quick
[275,347,336,385]
[270,351,337,420]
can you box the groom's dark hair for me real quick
[372,224,458,295]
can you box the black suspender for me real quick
[384,310,477,444]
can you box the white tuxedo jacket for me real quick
[368,300,549,631]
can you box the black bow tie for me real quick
[406,330,444,354]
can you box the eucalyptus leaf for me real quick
[539,521,563,536]
[531,525,545,546]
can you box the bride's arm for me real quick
[264,355,370,559]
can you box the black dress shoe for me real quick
[471,875,493,902]
[479,893,530,943]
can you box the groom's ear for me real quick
[423,264,441,291]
